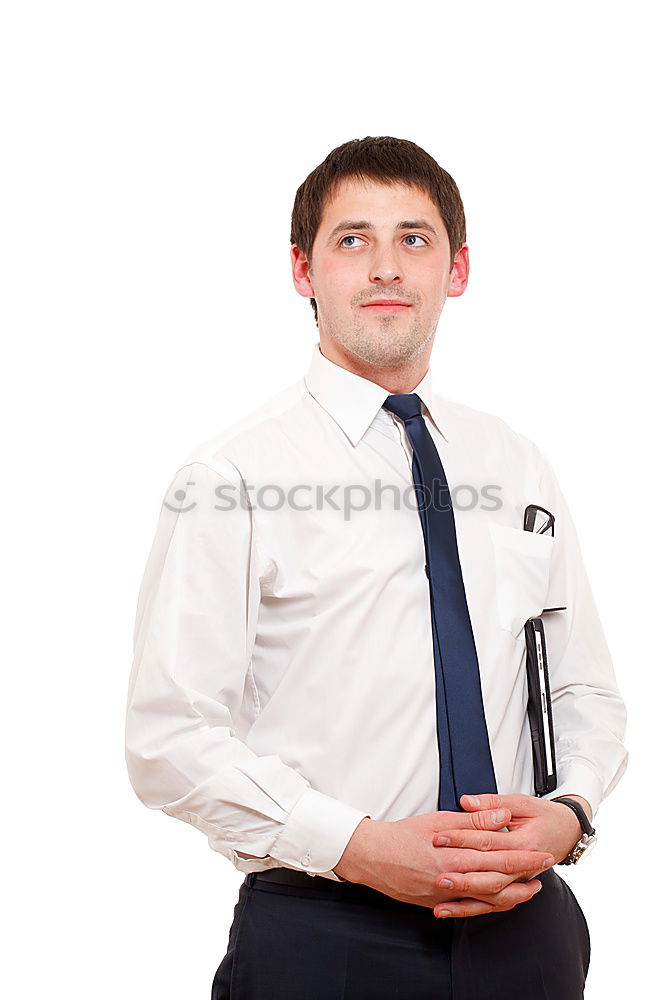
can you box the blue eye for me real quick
[404,234,427,247]
[339,234,428,248]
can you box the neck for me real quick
[317,337,430,395]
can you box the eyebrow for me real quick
[326,219,440,245]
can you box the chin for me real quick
[352,340,429,368]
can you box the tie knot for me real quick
[383,393,423,423]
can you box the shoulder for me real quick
[172,377,309,484]
[436,392,545,467]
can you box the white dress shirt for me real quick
[125,343,628,882]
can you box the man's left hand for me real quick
[432,793,592,868]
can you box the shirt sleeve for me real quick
[125,460,370,878]
[535,451,629,818]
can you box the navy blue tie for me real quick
[383,393,497,811]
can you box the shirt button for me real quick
[301,852,311,866]
[424,563,430,579]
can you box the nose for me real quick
[369,243,403,285]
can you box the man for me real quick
[125,136,628,998]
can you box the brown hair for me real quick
[290,136,466,324]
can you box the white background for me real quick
[2,2,663,996]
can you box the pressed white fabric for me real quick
[125,344,628,882]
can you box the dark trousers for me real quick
[212,867,590,999]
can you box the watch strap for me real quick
[552,796,596,864]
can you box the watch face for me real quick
[572,833,597,863]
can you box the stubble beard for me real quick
[324,310,436,368]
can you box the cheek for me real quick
[412,260,450,304]
[317,256,357,297]
[320,255,351,278]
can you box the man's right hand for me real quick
[332,811,554,915]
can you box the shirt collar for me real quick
[303,343,452,447]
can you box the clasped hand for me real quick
[430,792,586,919]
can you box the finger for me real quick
[513,868,545,883]
[435,879,542,918]
[458,793,505,812]
[434,829,510,850]
[469,877,544,908]
[434,832,556,874]
[454,878,543,911]
[433,829,522,850]
[436,869,517,896]
[435,806,511,832]
[459,793,540,817]
[438,848,555,873]
[468,807,512,831]
[434,898,497,918]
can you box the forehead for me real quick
[318,177,442,237]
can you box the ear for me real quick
[291,244,315,299]
[446,244,470,298]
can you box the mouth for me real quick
[361,300,412,313]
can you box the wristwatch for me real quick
[552,796,597,865]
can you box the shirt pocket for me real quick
[488,522,554,637]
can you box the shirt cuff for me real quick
[269,787,371,877]
[542,761,604,819]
